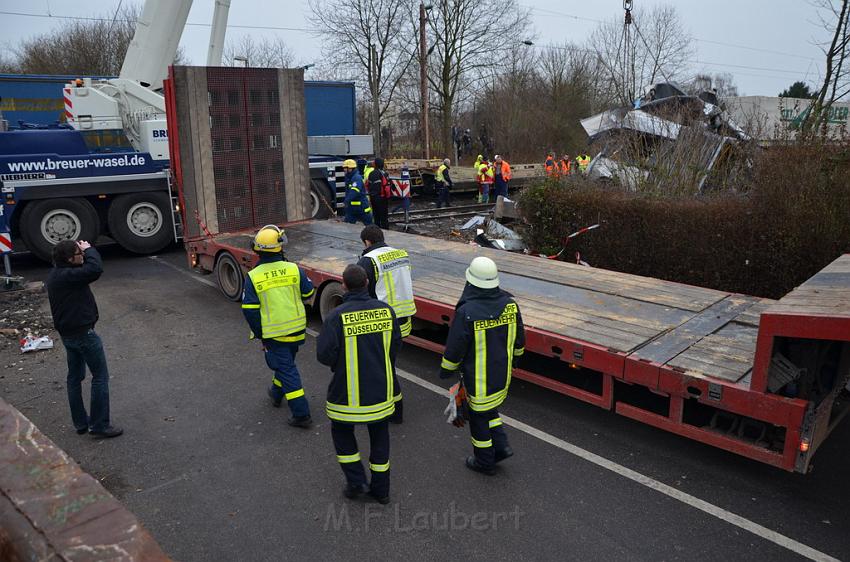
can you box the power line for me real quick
[0,9,315,33]
[522,4,817,63]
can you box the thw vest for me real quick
[247,261,307,339]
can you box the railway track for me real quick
[389,202,493,223]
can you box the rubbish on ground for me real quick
[473,219,527,252]
[460,215,486,230]
[20,335,53,353]
[580,82,751,193]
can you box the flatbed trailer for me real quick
[184,221,850,474]
[165,65,849,473]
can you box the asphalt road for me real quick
[2,245,848,562]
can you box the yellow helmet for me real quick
[253,224,286,252]
[343,159,357,169]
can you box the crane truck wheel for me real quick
[310,179,335,219]
[318,281,345,320]
[20,198,100,262]
[215,252,244,302]
[107,192,174,254]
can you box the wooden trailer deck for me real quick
[220,220,775,389]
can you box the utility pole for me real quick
[419,2,430,159]
[370,43,381,157]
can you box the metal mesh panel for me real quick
[205,67,287,232]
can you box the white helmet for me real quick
[443,158,451,166]
[466,256,499,289]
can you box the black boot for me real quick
[465,456,495,476]
[344,483,369,499]
[495,446,514,463]
[287,416,312,428]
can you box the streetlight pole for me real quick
[419,2,430,160]
[370,43,381,157]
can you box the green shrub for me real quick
[517,141,850,298]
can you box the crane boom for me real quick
[206,0,232,66]
[119,0,193,90]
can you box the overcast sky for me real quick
[0,0,832,97]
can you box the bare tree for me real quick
[690,72,739,100]
[222,35,295,68]
[588,4,694,106]
[8,6,185,76]
[308,0,415,155]
[805,0,850,133]
[13,6,139,75]
[424,0,531,154]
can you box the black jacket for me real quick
[440,283,525,412]
[367,168,389,200]
[45,247,103,338]
[317,288,402,423]
[356,242,387,300]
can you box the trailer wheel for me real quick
[318,281,345,320]
[107,192,174,254]
[215,252,244,302]
[20,198,100,262]
[310,179,335,219]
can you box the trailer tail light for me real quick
[190,253,198,268]
[799,439,810,453]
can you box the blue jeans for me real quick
[62,329,111,432]
[265,340,310,418]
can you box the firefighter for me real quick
[439,256,525,475]
[366,158,392,229]
[242,225,315,428]
[544,151,558,177]
[559,154,572,176]
[576,153,591,174]
[357,224,416,423]
[492,154,511,199]
[317,264,402,504]
[435,158,454,208]
[478,156,495,204]
[343,159,373,225]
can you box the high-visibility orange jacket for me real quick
[494,160,512,181]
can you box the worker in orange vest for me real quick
[544,152,558,178]
[559,154,572,176]
[478,156,495,204]
[492,155,512,199]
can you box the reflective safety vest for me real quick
[577,154,591,172]
[246,261,307,340]
[440,291,525,412]
[478,163,494,183]
[363,165,374,186]
[560,159,571,174]
[544,157,558,176]
[364,246,417,320]
[319,296,400,423]
[436,164,448,183]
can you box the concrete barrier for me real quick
[0,397,169,561]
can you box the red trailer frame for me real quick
[164,71,850,474]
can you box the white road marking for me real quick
[179,268,839,562]
[148,256,218,288]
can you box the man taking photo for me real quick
[45,240,122,438]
